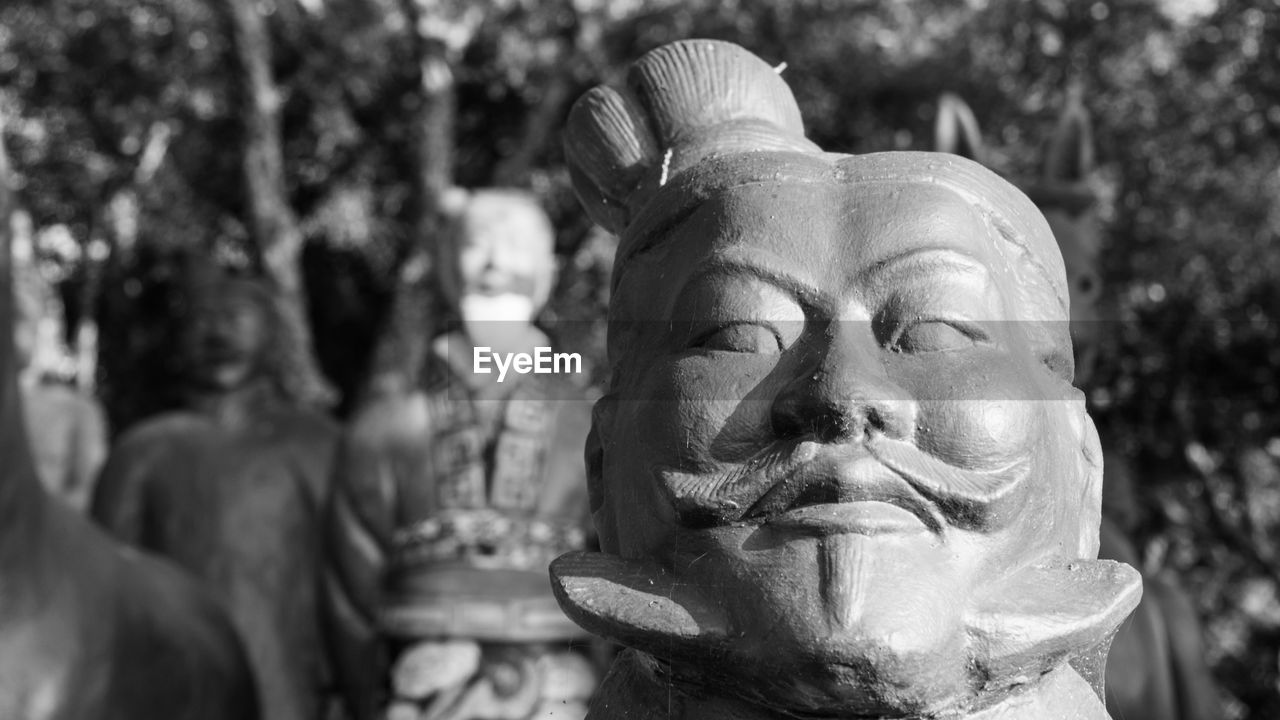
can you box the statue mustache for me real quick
[654,435,1028,533]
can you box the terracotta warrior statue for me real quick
[0,188,257,718]
[325,190,598,720]
[937,89,1222,720]
[550,40,1142,719]
[92,272,339,720]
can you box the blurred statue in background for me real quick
[551,39,1140,720]
[0,176,258,718]
[10,210,107,512]
[92,271,340,720]
[936,87,1223,720]
[325,190,597,720]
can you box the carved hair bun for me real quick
[565,40,818,234]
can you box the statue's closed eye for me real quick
[888,319,988,354]
[690,322,784,354]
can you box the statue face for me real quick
[448,196,555,326]
[595,179,1092,714]
[183,285,271,393]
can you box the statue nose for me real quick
[771,326,916,443]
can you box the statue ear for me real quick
[1043,83,1094,184]
[585,394,618,553]
[934,93,985,164]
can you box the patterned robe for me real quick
[325,333,596,720]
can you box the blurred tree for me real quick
[223,0,336,408]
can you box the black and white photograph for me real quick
[0,1,1276,718]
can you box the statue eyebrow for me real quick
[686,249,822,305]
[859,247,990,284]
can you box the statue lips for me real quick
[654,435,1027,534]
[748,451,943,537]
[469,273,537,298]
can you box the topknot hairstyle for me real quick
[564,40,819,234]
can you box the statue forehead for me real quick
[618,151,1062,287]
[458,194,554,251]
[670,180,991,257]
[618,179,1008,305]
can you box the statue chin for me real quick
[673,532,973,717]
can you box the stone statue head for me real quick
[552,40,1139,717]
[181,274,277,395]
[436,189,557,346]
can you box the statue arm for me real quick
[323,401,416,720]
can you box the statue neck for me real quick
[183,377,279,429]
[592,650,1111,720]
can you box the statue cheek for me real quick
[636,357,776,463]
[913,372,1043,472]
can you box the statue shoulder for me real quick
[274,405,342,444]
[111,411,206,454]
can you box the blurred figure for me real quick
[0,171,257,718]
[92,272,340,720]
[11,212,107,512]
[325,190,598,720]
[937,87,1222,720]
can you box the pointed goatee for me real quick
[821,533,869,630]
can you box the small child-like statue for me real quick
[550,40,1141,719]
[325,190,597,720]
[92,272,340,720]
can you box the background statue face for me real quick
[183,282,272,393]
[441,192,556,328]
[593,178,1095,714]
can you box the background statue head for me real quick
[181,273,278,396]
[435,189,557,350]
[555,39,1138,717]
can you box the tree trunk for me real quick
[225,0,336,408]
[491,1,610,188]
[363,0,460,397]
[490,65,575,188]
